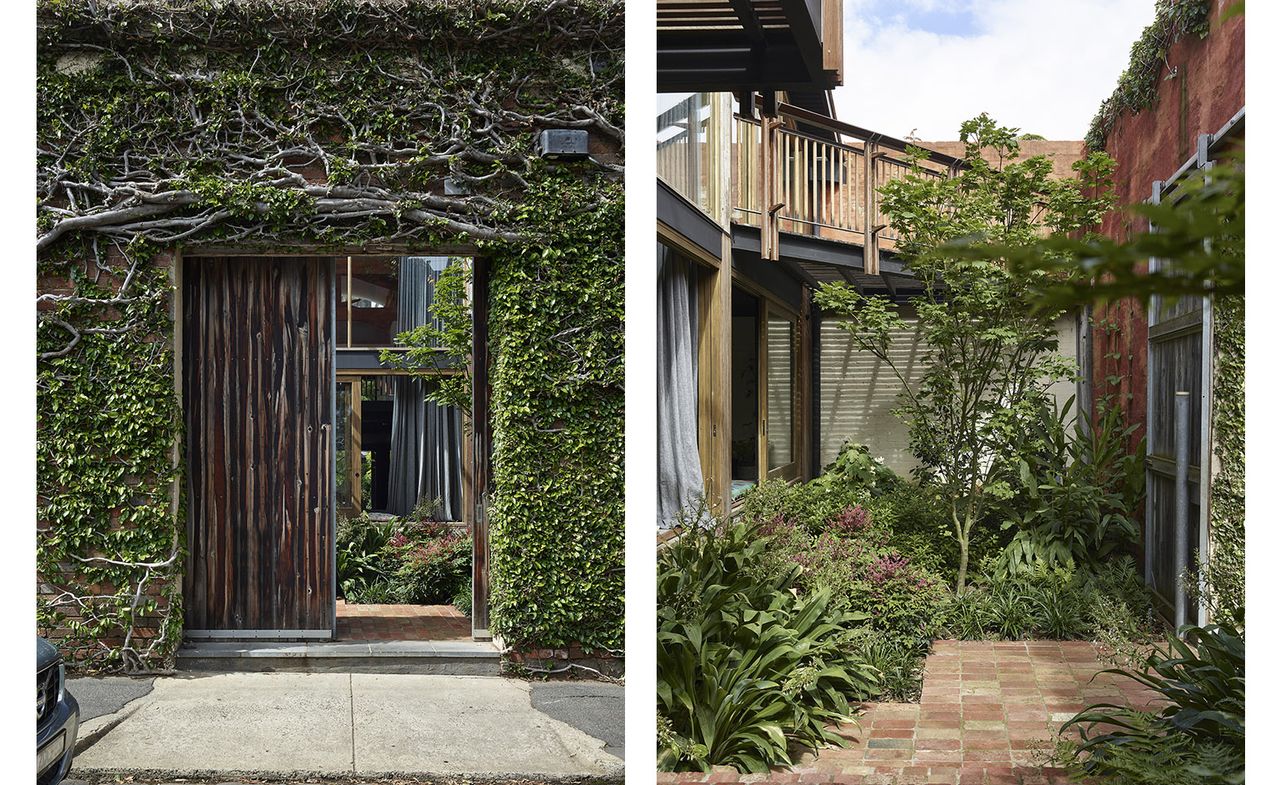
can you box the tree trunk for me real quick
[952,503,969,593]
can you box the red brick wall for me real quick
[37,250,181,668]
[1089,2,1243,440]
[920,139,1084,180]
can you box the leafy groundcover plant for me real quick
[735,439,1155,705]
[937,558,1153,643]
[1059,612,1244,785]
[657,515,881,772]
[336,515,471,609]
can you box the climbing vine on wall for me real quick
[36,0,623,670]
[484,174,624,653]
[388,171,625,653]
[1202,296,1243,620]
[37,240,184,671]
[1085,0,1211,152]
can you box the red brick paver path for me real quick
[335,600,471,641]
[658,640,1159,785]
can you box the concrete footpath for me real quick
[68,672,623,782]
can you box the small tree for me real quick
[813,114,1115,591]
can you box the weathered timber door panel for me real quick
[470,256,492,638]
[183,256,336,636]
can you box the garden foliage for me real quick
[1060,613,1244,784]
[657,515,880,772]
[336,516,472,607]
[970,85,1246,785]
[730,441,1155,705]
[814,114,1117,590]
[993,397,1144,577]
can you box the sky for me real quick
[833,0,1158,141]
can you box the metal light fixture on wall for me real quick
[536,129,590,161]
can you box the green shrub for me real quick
[838,627,928,702]
[862,487,958,577]
[452,576,473,617]
[779,524,947,646]
[938,559,1152,642]
[739,477,862,535]
[995,398,1142,577]
[739,443,908,536]
[819,442,901,497]
[388,524,471,604]
[657,517,881,773]
[336,515,398,601]
[940,588,989,640]
[1060,613,1244,785]
[336,517,471,606]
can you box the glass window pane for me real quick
[731,288,759,485]
[766,314,795,471]
[655,93,727,218]
[337,256,456,348]
[336,381,353,509]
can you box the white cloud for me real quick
[833,0,1156,141]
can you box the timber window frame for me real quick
[729,275,805,494]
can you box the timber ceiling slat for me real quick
[657,0,833,91]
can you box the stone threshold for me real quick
[177,639,501,675]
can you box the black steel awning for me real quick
[657,0,839,91]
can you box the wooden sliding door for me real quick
[183,256,336,637]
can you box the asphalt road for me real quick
[66,675,156,721]
[530,681,625,759]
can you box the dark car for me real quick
[37,638,79,785]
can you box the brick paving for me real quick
[658,640,1160,785]
[335,600,472,641]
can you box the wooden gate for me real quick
[1144,287,1209,627]
[183,256,336,637]
[1144,134,1220,628]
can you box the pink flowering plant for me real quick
[337,514,471,606]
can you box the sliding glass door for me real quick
[764,305,799,480]
[334,256,467,522]
[729,285,801,496]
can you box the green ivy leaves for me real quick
[37,0,625,668]
[1085,0,1213,152]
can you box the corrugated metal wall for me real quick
[817,306,1080,476]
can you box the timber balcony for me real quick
[657,95,960,282]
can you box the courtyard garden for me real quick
[336,507,472,613]
[656,115,1244,784]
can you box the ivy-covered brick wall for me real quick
[1086,0,1242,442]
[1207,295,1243,619]
[1082,0,1243,620]
[36,0,623,671]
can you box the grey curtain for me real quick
[387,257,464,520]
[657,244,705,529]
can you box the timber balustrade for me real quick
[658,97,959,274]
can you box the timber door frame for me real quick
[176,248,492,642]
[731,272,805,487]
[470,256,493,639]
